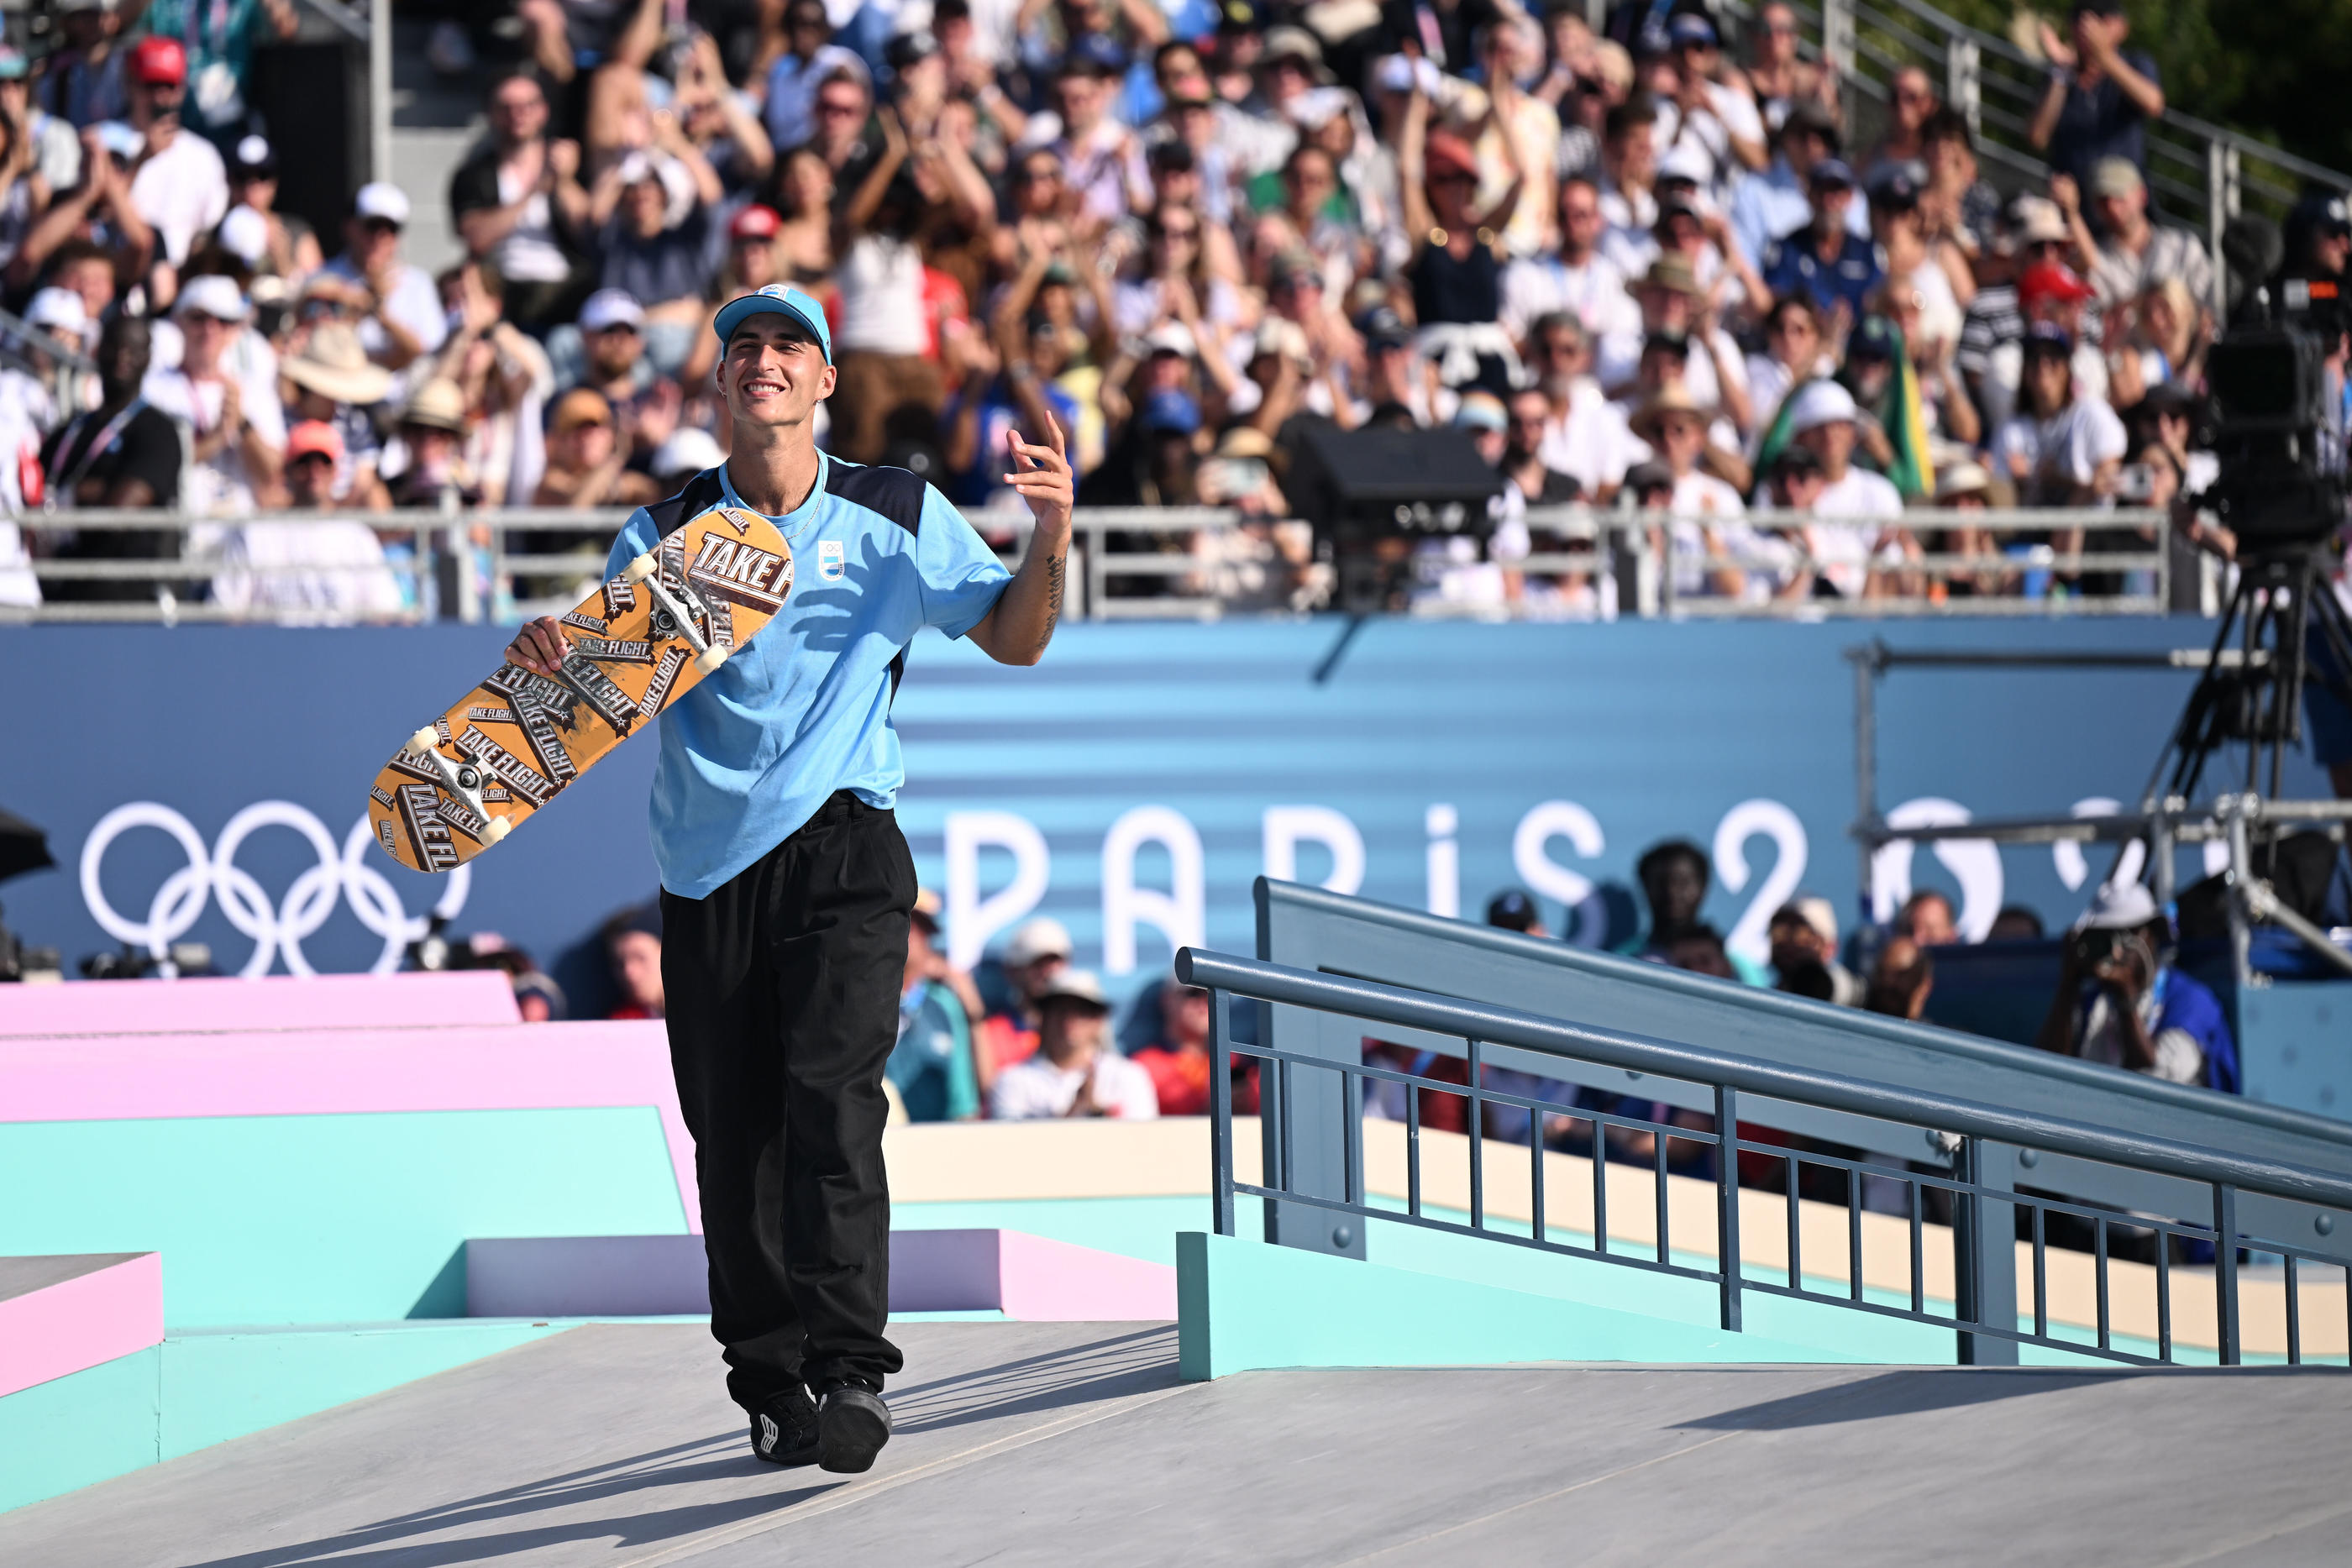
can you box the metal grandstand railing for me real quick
[1,504,2186,623]
[1720,0,2352,281]
[1183,947,2352,1368]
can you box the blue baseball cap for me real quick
[1139,389,1200,435]
[711,284,833,362]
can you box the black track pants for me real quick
[660,790,912,1407]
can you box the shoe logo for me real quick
[759,1414,780,1455]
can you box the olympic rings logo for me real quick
[79,802,471,978]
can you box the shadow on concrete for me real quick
[889,1324,1179,1437]
[174,1327,1179,1568]
[1677,1367,2140,1431]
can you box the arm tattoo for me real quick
[1033,548,1066,660]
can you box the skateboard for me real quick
[367,505,794,873]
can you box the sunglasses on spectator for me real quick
[1431,170,1477,187]
[591,323,641,337]
[816,98,863,118]
[1153,224,1200,242]
[289,451,335,469]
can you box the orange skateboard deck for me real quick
[367,504,794,873]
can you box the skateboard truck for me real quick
[622,553,731,675]
[406,729,512,844]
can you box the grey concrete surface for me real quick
[3,1322,2347,1567]
[0,1253,143,1300]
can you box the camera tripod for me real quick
[2150,542,2352,805]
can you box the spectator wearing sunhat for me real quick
[988,968,1159,1120]
[1779,378,1903,599]
[1635,380,1754,585]
[122,35,228,269]
[279,320,394,507]
[382,376,481,509]
[142,272,284,514]
[314,182,446,375]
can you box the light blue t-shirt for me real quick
[602,456,1011,899]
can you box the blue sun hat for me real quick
[711,284,833,363]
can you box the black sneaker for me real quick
[816,1381,891,1474]
[748,1385,819,1467]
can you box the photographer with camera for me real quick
[2034,882,2237,1091]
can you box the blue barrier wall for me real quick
[1,618,2323,1009]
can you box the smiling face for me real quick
[719,312,836,433]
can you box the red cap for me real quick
[129,34,188,87]
[286,420,344,464]
[1423,132,1478,181]
[2018,260,2092,306]
[728,203,782,241]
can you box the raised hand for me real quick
[1003,416,1074,536]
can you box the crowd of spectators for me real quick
[2,0,2328,620]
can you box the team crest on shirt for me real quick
[818,539,845,582]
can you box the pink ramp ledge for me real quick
[0,971,521,1038]
[0,1253,165,1398]
[466,1230,1177,1321]
[0,1022,699,1230]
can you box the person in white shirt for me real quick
[1992,323,2126,506]
[315,182,449,376]
[1525,313,1638,501]
[1499,175,1639,350]
[1595,97,1659,277]
[121,36,227,270]
[988,969,1160,1120]
[1783,379,1903,599]
[213,420,406,623]
[141,273,285,516]
[1632,384,1753,600]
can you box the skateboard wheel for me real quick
[483,815,512,845]
[622,553,658,583]
[693,646,731,675]
[409,726,438,755]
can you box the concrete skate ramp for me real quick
[2,1321,2344,1566]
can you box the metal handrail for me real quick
[1183,947,2352,1366]
[1180,950,2352,1211]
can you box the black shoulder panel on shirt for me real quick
[648,468,729,538]
[823,460,925,536]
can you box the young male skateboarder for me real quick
[505,284,1073,1474]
